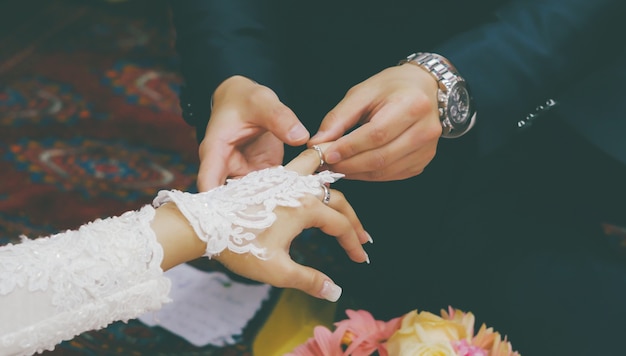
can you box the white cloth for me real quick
[0,206,170,356]
[0,167,342,355]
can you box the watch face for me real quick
[446,84,471,126]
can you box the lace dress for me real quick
[0,167,341,356]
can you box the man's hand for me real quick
[309,64,442,181]
[197,75,309,191]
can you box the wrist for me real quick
[152,203,206,270]
[399,52,476,138]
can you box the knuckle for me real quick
[424,120,443,139]
[345,84,362,97]
[330,189,345,201]
[406,165,425,177]
[270,103,294,121]
[300,194,320,209]
[284,268,316,291]
[323,109,354,134]
[323,110,340,125]
[197,141,207,158]
[366,168,386,180]
[406,93,432,118]
[366,149,387,170]
[338,140,357,158]
[407,149,437,177]
[344,243,362,257]
[247,85,276,105]
[366,124,389,146]
[345,82,373,100]
[407,117,441,143]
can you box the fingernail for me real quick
[321,280,342,302]
[326,151,340,164]
[366,232,374,244]
[364,252,370,264]
[288,124,308,141]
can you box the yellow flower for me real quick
[386,309,470,355]
[440,307,476,338]
[387,340,458,355]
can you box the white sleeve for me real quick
[0,205,171,356]
[0,166,342,356]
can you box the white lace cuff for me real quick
[153,166,343,259]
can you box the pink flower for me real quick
[287,309,402,356]
[336,309,403,356]
[287,324,349,356]
[443,307,521,356]
[453,339,488,356]
[289,306,521,356]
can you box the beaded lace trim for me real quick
[154,166,344,259]
[0,206,171,356]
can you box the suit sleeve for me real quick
[434,0,624,152]
[169,0,283,139]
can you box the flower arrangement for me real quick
[288,307,520,356]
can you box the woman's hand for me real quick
[212,143,370,302]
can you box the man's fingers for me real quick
[252,91,309,146]
[324,100,415,167]
[197,149,229,192]
[310,87,373,144]
[284,143,333,175]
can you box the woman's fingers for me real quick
[275,196,369,302]
[324,188,371,245]
[214,191,368,303]
[284,142,332,175]
[279,260,343,302]
[285,143,371,245]
[303,194,369,264]
[243,143,371,303]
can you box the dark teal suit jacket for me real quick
[170,0,626,165]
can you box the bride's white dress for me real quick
[0,167,341,356]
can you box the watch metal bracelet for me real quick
[400,52,476,138]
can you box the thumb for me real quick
[196,142,230,191]
[310,89,371,144]
[260,102,309,146]
[283,260,343,302]
[197,158,227,192]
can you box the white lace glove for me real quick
[153,166,344,259]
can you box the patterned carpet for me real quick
[0,0,272,354]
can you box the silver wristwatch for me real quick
[400,52,476,138]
